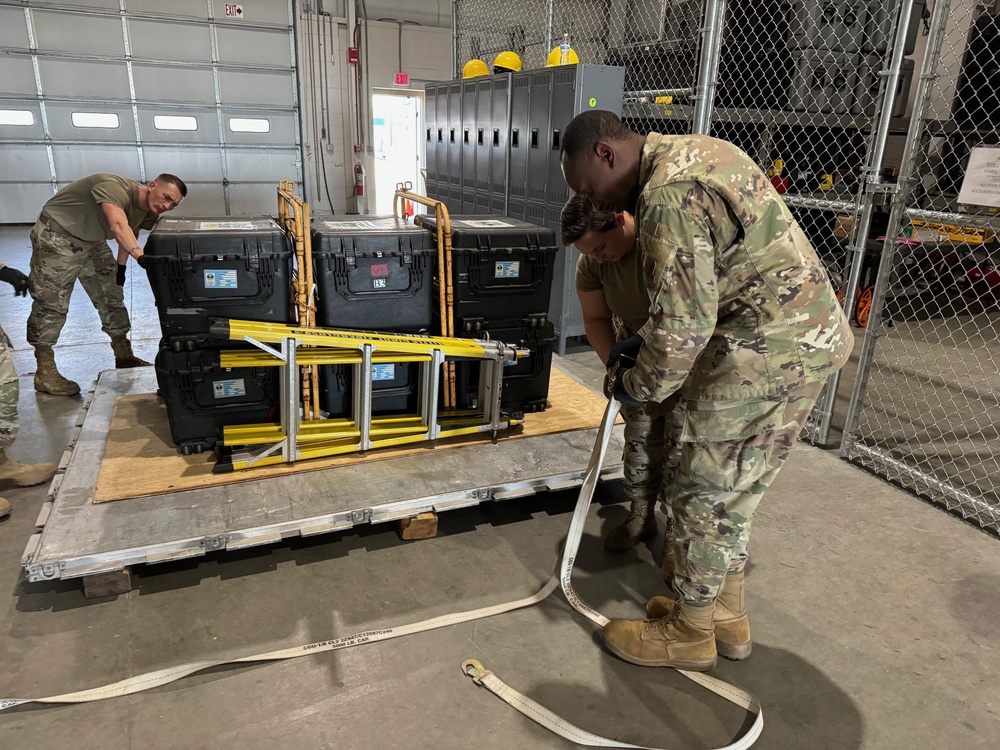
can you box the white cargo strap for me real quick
[0,399,763,749]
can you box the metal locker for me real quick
[423,84,438,183]
[547,66,576,208]
[507,72,531,208]
[526,70,552,205]
[446,81,462,189]
[475,78,491,199]
[461,79,478,213]
[490,73,511,208]
[435,84,448,185]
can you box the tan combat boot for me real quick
[111,337,150,368]
[604,497,658,551]
[34,349,80,396]
[0,497,10,520]
[0,449,57,489]
[646,571,752,661]
[603,602,716,670]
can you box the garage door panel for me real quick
[0,101,45,141]
[29,0,119,9]
[210,0,290,27]
[45,102,136,142]
[164,184,227,217]
[0,145,52,181]
[37,58,129,99]
[0,8,29,48]
[0,184,55,224]
[128,19,212,63]
[33,11,125,56]
[138,106,218,145]
[132,63,216,103]
[52,145,140,179]
[222,110,296,145]
[143,0,211,21]
[143,146,223,182]
[218,70,295,107]
[216,27,292,67]
[225,148,299,182]
[0,57,42,96]
[228,183,286,216]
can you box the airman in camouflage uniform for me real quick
[27,172,186,395]
[0,262,57,520]
[561,111,853,671]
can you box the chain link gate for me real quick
[841,0,1000,534]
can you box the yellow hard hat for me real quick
[492,51,522,73]
[462,59,489,79]
[546,46,579,66]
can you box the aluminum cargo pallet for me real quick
[21,365,625,583]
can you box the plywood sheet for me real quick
[94,367,613,503]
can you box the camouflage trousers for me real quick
[0,324,18,449]
[621,380,824,606]
[26,218,130,352]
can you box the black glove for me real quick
[0,266,31,296]
[604,362,640,405]
[606,333,643,368]
[116,263,127,286]
[135,254,148,269]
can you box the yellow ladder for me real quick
[211,318,527,472]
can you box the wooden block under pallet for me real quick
[397,512,438,540]
[83,567,133,598]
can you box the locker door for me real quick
[461,79,478,213]
[474,77,492,213]
[490,73,511,208]
[424,84,438,184]
[507,71,531,220]
[547,66,576,208]
[435,84,448,185]
[446,81,462,191]
[526,70,552,205]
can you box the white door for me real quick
[0,0,302,222]
[372,91,422,216]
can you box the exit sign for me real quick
[393,72,410,87]
[225,4,243,18]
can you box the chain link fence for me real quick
[452,1,1000,532]
[841,0,1000,534]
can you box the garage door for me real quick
[0,0,302,222]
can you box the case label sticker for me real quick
[198,221,257,230]
[213,378,246,398]
[371,263,390,277]
[324,220,383,230]
[204,270,238,289]
[458,219,514,228]
[494,260,521,278]
[373,278,387,289]
[371,364,395,381]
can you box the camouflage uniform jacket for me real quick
[622,133,853,420]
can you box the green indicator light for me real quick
[588,98,597,107]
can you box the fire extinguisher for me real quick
[354,162,366,197]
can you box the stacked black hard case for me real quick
[311,216,435,418]
[143,216,293,453]
[419,214,558,416]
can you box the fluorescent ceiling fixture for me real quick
[0,110,34,126]
[153,115,198,131]
[72,112,120,128]
[229,117,270,133]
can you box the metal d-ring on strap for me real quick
[0,399,763,749]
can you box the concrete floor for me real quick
[1,225,999,749]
